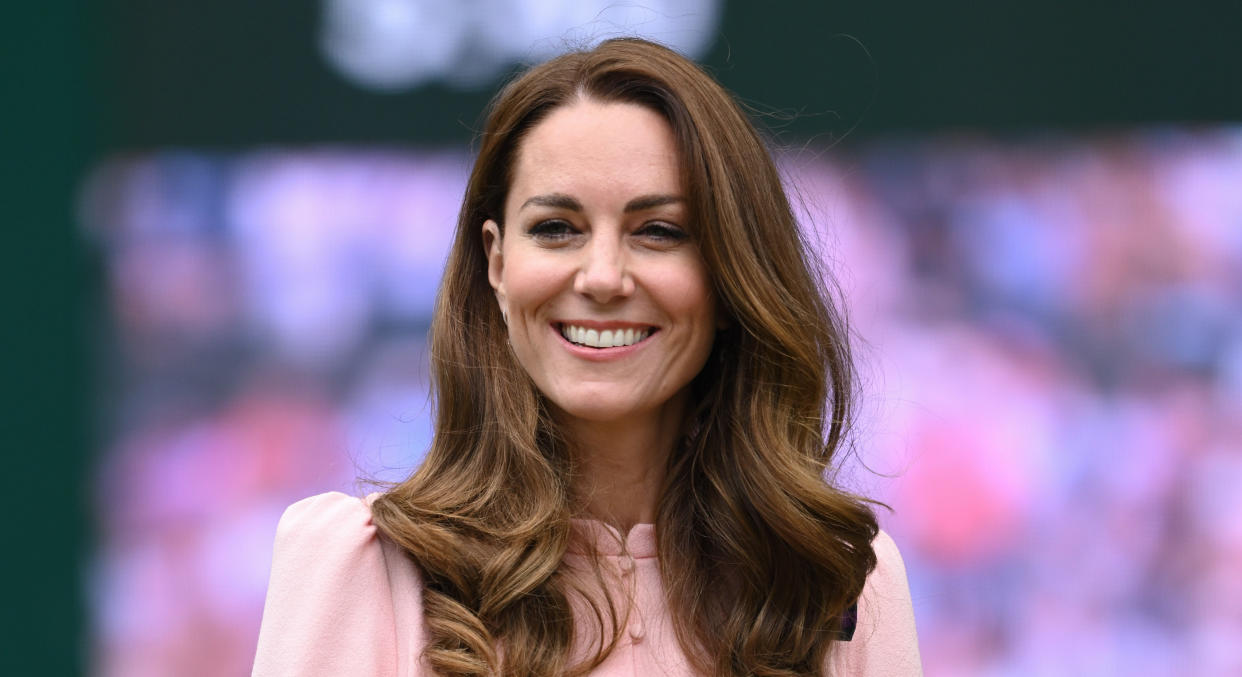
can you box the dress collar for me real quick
[567,519,657,559]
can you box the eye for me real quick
[527,219,578,241]
[636,222,689,243]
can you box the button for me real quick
[629,621,645,642]
[620,555,636,577]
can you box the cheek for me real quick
[675,260,715,311]
[502,251,564,312]
[652,259,717,338]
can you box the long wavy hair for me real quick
[370,38,879,677]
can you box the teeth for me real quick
[560,324,651,348]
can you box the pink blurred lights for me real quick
[83,130,1242,676]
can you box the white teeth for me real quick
[560,324,651,348]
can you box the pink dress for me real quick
[252,492,922,676]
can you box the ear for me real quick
[482,219,508,314]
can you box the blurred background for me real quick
[13,1,1242,675]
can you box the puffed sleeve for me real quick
[252,492,399,676]
[829,530,923,676]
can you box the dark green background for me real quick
[7,2,93,675]
[9,1,1241,674]
[98,1,1242,149]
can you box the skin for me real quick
[483,98,719,530]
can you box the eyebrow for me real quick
[518,193,685,213]
[520,193,582,212]
[624,194,684,212]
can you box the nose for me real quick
[574,233,634,303]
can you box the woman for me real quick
[253,38,920,676]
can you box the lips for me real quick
[558,323,656,349]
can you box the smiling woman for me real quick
[253,38,920,677]
[483,100,719,452]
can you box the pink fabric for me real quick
[253,492,922,676]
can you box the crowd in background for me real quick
[82,128,1242,676]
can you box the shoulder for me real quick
[868,529,912,602]
[263,491,392,587]
[264,491,412,608]
[253,492,413,676]
[829,529,923,676]
[273,491,378,552]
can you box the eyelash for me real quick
[527,219,576,240]
[527,220,689,243]
[637,222,688,242]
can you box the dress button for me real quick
[629,622,645,642]
[620,555,635,577]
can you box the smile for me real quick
[558,323,655,349]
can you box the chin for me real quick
[552,400,643,424]
[543,383,685,428]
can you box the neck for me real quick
[559,395,687,532]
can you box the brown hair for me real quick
[370,37,879,677]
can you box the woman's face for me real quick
[483,98,719,427]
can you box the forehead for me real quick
[506,99,682,211]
